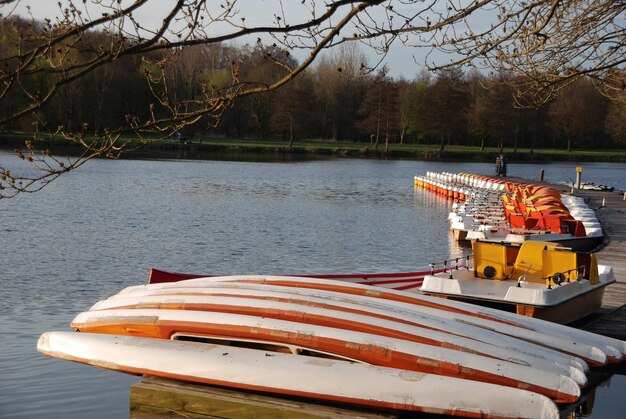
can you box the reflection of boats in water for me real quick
[38,275,626,418]
[560,369,626,418]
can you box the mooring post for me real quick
[539,169,544,182]
[575,166,583,189]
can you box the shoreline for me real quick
[1,133,626,163]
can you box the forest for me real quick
[1,16,624,154]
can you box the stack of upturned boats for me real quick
[39,275,626,418]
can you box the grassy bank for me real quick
[1,132,626,163]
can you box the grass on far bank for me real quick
[1,131,626,162]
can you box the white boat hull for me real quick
[37,331,560,419]
[71,305,582,401]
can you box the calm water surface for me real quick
[1,151,625,418]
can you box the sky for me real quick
[3,0,439,80]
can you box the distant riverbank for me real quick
[1,133,625,163]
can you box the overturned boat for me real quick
[39,331,560,419]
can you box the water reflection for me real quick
[412,187,470,262]
[559,369,626,418]
[413,186,458,210]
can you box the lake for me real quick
[1,150,625,418]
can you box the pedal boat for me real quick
[420,240,615,324]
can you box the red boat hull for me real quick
[148,267,457,291]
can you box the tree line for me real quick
[1,17,623,153]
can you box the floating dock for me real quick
[130,378,395,418]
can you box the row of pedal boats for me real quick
[414,171,604,251]
[38,173,624,418]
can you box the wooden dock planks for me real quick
[130,378,396,419]
[573,189,626,339]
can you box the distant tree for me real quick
[165,45,208,106]
[313,45,368,142]
[510,80,552,152]
[356,66,400,151]
[400,71,430,145]
[419,69,469,152]
[466,71,492,151]
[468,73,520,152]
[270,72,315,147]
[396,79,411,144]
[240,44,298,139]
[549,78,609,151]
[605,98,626,146]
